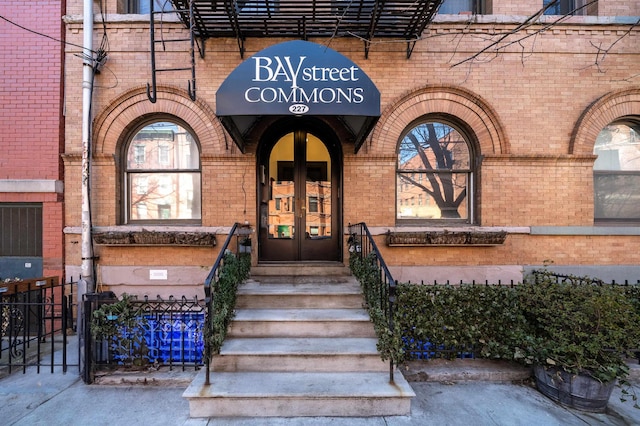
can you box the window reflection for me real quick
[594,122,640,221]
[397,121,472,221]
[125,121,201,223]
[266,133,332,239]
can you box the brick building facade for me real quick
[0,1,65,280]
[62,1,640,297]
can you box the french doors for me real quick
[258,129,340,261]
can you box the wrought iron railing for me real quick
[203,222,251,385]
[348,222,398,382]
[529,270,640,286]
[0,277,76,374]
[86,294,206,380]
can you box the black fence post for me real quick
[82,297,93,384]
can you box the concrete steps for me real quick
[185,371,414,418]
[228,308,378,338]
[183,263,414,418]
[212,337,388,372]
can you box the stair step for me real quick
[237,281,364,309]
[184,265,414,419]
[251,263,351,278]
[227,308,377,338]
[183,370,415,417]
[214,337,388,372]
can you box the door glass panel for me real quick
[305,134,331,239]
[268,133,295,239]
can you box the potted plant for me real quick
[517,271,640,412]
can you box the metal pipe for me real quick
[79,0,95,379]
[81,0,94,292]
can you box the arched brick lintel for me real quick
[570,87,640,155]
[92,85,228,156]
[370,85,509,155]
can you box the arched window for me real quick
[397,120,474,223]
[124,121,201,224]
[593,120,640,223]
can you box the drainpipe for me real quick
[79,0,95,379]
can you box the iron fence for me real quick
[83,293,206,382]
[0,277,76,374]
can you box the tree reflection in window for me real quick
[397,121,473,222]
[593,121,640,222]
[125,121,201,223]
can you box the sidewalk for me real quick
[2,337,640,425]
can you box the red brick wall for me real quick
[0,1,65,278]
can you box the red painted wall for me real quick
[0,1,65,279]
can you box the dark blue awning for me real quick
[216,41,380,152]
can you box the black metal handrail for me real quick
[203,222,244,385]
[348,222,398,382]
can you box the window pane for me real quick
[439,0,475,14]
[397,121,472,222]
[594,122,640,221]
[127,122,199,170]
[397,172,469,220]
[594,124,640,171]
[236,1,278,14]
[594,173,640,220]
[136,0,174,13]
[543,0,591,16]
[543,0,564,15]
[129,172,201,221]
[398,123,470,172]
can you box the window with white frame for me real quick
[593,120,640,223]
[124,120,201,224]
[134,145,145,165]
[158,144,170,166]
[397,119,474,223]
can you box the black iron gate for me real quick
[0,277,77,375]
[82,293,206,384]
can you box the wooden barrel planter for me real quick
[533,365,615,413]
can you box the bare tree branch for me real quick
[450,0,599,68]
[589,17,640,73]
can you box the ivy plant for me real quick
[90,294,150,367]
[205,252,251,356]
[396,282,528,362]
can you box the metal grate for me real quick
[170,0,444,57]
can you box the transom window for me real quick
[593,121,640,223]
[397,120,474,223]
[124,121,201,224]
